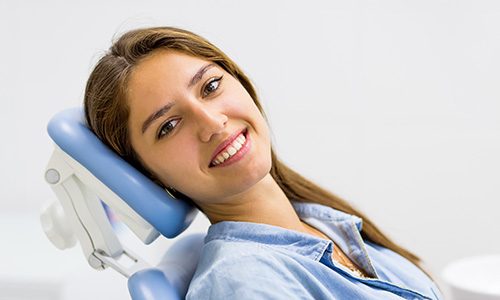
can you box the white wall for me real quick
[1,0,499,298]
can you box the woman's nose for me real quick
[194,105,228,143]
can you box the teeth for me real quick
[211,132,247,166]
[227,146,237,155]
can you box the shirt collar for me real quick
[204,200,364,260]
[291,201,363,232]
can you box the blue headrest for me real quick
[47,107,198,238]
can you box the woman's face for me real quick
[127,50,272,206]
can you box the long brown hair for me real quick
[84,26,435,281]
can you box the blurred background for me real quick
[1,0,499,299]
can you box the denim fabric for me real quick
[186,201,443,299]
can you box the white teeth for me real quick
[227,146,237,155]
[211,132,247,166]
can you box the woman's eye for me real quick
[202,75,223,97]
[157,119,179,139]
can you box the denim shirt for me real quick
[186,201,443,299]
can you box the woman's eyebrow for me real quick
[188,63,216,88]
[142,102,175,134]
[141,62,216,134]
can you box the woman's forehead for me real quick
[127,50,217,97]
[134,49,211,76]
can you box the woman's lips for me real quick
[210,128,247,162]
[209,129,250,168]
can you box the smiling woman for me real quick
[84,26,443,299]
[124,48,271,207]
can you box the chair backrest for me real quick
[47,107,198,239]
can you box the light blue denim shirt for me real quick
[186,201,443,299]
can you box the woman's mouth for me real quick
[209,129,251,168]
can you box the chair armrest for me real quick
[128,268,180,300]
[157,233,206,297]
[127,233,206,300]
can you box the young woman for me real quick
[84,26,443,299]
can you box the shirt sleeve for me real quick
[186,254,311,300]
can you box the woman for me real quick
[84,26,443,299]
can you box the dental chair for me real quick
[40,107,204,300]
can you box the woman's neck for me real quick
[201,173,309,235]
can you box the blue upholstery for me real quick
[156,233,206,297]
[128,233,206,300]
[47,108,205,299]
[128,269,180,300]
